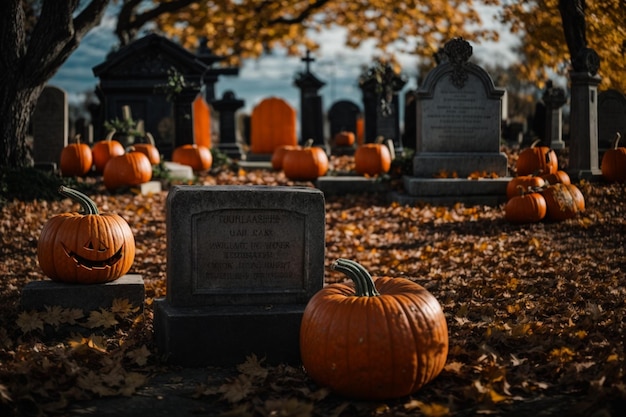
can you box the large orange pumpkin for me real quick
[601,133,626,183]
[354,142,392,176]
[300,259,448,400]
[37,186,135,284]
[60,135,93,177]
[516,140,558,176]
[92,130,125,174]
[283,142,328,181]
[172,144,213,172]
[541,183,585,221]
[103,148,153,191]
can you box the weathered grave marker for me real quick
[398,38,510,206]
[598,89,626,151]
[154,185,325,366]
[413,38,507,177]
[294,50,326,148]
[32,85,68,167]
[211,90,245,159]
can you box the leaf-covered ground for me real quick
[1,154,625,416]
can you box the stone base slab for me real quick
[154,299,305,367]
[413,152,509,178]
[394,177,511,206]
[316,176,390,196]
[20,274,145,312]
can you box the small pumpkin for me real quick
[354,141,392,176]
[516,139,558,176]
[37,186,135,284]
[132,132,161,165]
[504,186,547,223]
[92,130,125,174]
[172,144,213,172]
[541,170,571,185]
[271,144,300,171]
[506,175,545,200]
[103,148,153,191]
[300,259,448,400]
[283,139,329,181]
[333,131,355,147]
[541,183,585,221]
[60,135,93,177]
[601,133,626,183]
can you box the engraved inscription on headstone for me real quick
[164,184,324,307]
[192,209,304,293]
[420,79,499,153]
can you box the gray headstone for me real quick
[598,89,626,150]
[154,185,325,366]
[413,39,507,177]
[32,86,68,165]
[327,99,361,139]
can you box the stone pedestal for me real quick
[154,303,304,366]
[542,84,567,150]
[21,274,145,312]
[567,72,602,180]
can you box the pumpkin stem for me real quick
[58,186,99,215]
[106,129,116,141]
[304,138,314,148]
[145,132,156,146]
[613,132,622,149]
[331,258,380,297]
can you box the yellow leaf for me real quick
[16,311,44,333]
[87,309,119,329]
[126,345,151,366]
[405,400,450,416]
[111,298,139,317]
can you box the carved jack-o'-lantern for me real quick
[37,186,135,284]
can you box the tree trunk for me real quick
[0,0,109,169]
[0,81,44,168]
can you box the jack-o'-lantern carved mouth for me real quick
[62,243,124,270]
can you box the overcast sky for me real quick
[50,4,519,113]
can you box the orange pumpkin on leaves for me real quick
[283,140,328,181]
[300,259,448,400]
[172,144,213,172]
[516,140,558,176]
[92,130,125,174]
[37,186,135,284]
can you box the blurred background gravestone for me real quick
[32,85,68,169]
[92,34,238,159]
[597,89,626,152]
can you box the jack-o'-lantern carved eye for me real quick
[85,239,109,252]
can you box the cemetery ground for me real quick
[0,150,625,417]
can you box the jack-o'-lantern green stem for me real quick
[58,186,99,215]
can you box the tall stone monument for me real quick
[293,50,326,148]
[558,0,602,179]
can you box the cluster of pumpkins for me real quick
[59,131,212,191]
[270,132,393,181]
[504,141,584,223]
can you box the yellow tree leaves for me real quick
[154,0,499,66]
[499,0,626,91]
